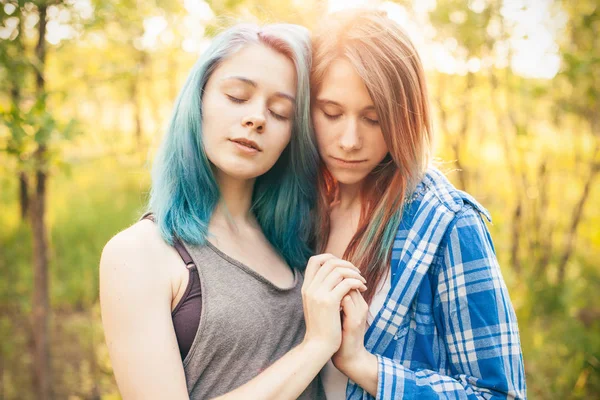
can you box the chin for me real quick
[212,163,267,181]
[212,154,274,180]
[224,165,270,180]
[329,169,369,186]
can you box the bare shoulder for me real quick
[101,219,170,269]
[103,218,170,256]
[99,219,181,299]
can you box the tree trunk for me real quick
[31,4,51,399]
[19,172,29,220]
[510,200,522,274]
[488,69,530,275]
[435,73,467,190]
[557,140,600,283]
[12,12,29,221]
[30,162,50,400]
[532,159,554,277]
[145,54,161,136]
[131,78,142,149]
[454,72,475,192]
[89,310,101,400]
[0,343,4,400]
[130,49,147,151]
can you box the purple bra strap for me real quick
[141,212,195,268]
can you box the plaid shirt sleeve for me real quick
[375,206,526,399]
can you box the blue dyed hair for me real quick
[148,23,318,268]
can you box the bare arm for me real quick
[99,225,190,400]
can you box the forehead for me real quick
[317,58,374,109]
[211,44,297,95]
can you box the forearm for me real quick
[215,340,332,400]
[337,349,379,397]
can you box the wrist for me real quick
[300,337,337,362]
[339,349,379,397]
[336,348,374,378]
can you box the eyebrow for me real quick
[316,98,375,112]
[222,76,296,104]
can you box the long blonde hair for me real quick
[311,9,433,304]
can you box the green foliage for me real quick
[429,0,494,54]
[0,0,599,398]
[0,157,148,398]
[556,0,600,120]
[1,94,79,170]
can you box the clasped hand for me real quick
[300,254,371,373]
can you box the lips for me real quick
[229,138,262,152]
[331,156,366,164]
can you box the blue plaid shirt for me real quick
[346,168,526,399]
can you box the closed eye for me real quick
[270,110,289,121]
[363,116,379,126]
[323,111,342,120]
[226,94,247,104]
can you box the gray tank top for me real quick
[180,240,325,399]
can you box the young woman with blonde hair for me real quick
[310,9,526,399]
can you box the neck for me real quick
[211,171,256,230]
[336,181,363,212]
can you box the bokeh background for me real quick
[0,0,598,398]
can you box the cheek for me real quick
[312,113,335,152]
[202,95,237,137]
[369,129,389,160]
[271,125,292,153]
[201,96,220,139]
[201,96,237,165]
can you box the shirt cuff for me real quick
[375,354,416,399]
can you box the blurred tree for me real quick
[87,0,183,151]
[0,0,29,220]
[429,0,496,191]
[0,1,77,398]
[554,0,599,284]
[30,3,50,397]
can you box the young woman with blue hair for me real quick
[99,23,366,399]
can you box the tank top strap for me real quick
[141,212,196,269]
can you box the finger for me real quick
[303,253,337,284]
[321,266,366,292]
[313,258,363,287]
[341,294,356,316]
[309,258,339,288]
[331,278,368,302]
[343,291,367,332]
[352,289,369,311]
[349,289,361,305]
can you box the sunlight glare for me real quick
[328,0,370,13]
[141,16,168,50]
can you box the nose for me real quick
[339,119,362,151]
[241,113,266,133]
